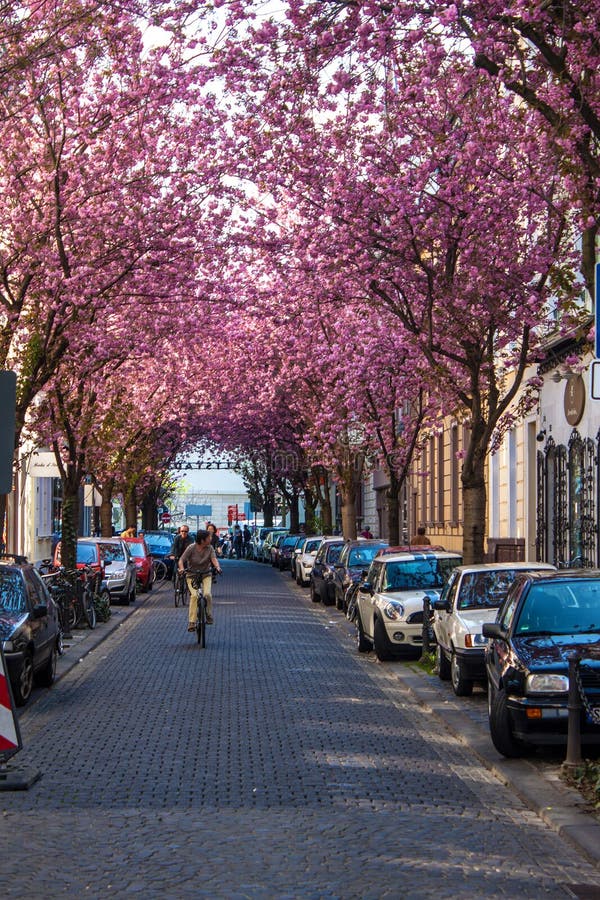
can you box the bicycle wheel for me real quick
[84,591,97,629]
[197,595,206,648]
[174,574,182,607]
[153,560,168,583]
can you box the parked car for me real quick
[270,532,288,567]
[124,536,154,592]
[310,538,345,605]
[261,529,288,564]
[53,538,105,577]
[483,569,600,757]
[292,536,322,584]
[355,549,462,661]
[277,534,304,571]
[142,530,175,578]
[433,562,556,696]
[0,555,61,706]
[80,538,137,604]
[332,539,389,610]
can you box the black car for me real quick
[0,556,61,706]
[310,538,345,606]
[332,540,389,611]
[483,570,600,758]
[277,534,304,572]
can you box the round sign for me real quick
[564,374,585,427]
[161,512,172,523]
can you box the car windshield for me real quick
[0,570,26,613]
[77,544,99,565]
[457,570,522,611]
[515,580,600,636]
[383,557,460,592]
[348,545,385,567]
[282,537,298,548]
[99,543,126,563]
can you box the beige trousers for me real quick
[186,572,213,624]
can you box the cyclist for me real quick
[179,529,222,630]
[170,526,193,581]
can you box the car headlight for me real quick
[526,673,569,693]
[3,640,14,652]
[464,633,488,647]
[383,601,404,620]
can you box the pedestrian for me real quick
[233,524,243,559]
[243,524,252,557]
[360,525,374,538]
[410,526,431,546]
[179,529,222,629]
[121,526,136,538]
[206,522,219,550]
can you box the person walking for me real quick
[233,524,243,559]
[410,526,431,546]
[360,525,373,538]
[179,529,222,629]
[243,524,252,558]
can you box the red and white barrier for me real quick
[0,648,21,758]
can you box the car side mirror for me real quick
[433,599,449,612]
[361,581,373,595]
[32,603,48,619]
[482,623,506,640]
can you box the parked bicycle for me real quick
[174,569,189,608]
[42,566,97,631]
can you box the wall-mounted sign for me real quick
[172,460,234,470]
[564,374,586,426]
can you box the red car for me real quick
[124,537,153,592]
[53,539,104,578]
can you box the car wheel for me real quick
[13,650,34,706]
[450,652,473,696]
[128,581,136,605]
[435,644,451,681]
[36,642,58,688]
[335,592,344,611]
[489,686,529,758]
[356,613,372,653]
[310,581,320,603]
[296,571,302,586]
[147,577,153,592]
[374,617,395,661]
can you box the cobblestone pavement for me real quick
[2,561,600,899]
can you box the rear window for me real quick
[348,545,386,567]
[383,557,460,591]
[127,543,146,559]
[99,543,126,563]
[77,544,99,565]
[145,535,171,553]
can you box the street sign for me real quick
[160,512,172,523]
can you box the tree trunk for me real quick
[140,488,159,531]
[263,497,275,527]
[99,480,114,537]
[386,476,400,546]
[289,491,300,533]
[461,449,487,564]
[60,470,81,573]
[124,484,137,531]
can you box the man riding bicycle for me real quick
[170,526,193,581]
[179,529,222,630]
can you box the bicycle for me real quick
[151,557,169,584]
[189,570,221,648]
[174,569,189,608]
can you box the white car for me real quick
[294,537,323,586]
[432,561,556,696]
[355,549,462,661]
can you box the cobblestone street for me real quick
[2,560,600,899]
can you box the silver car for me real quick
[84,538,137,605]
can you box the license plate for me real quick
[585,706,600,725]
